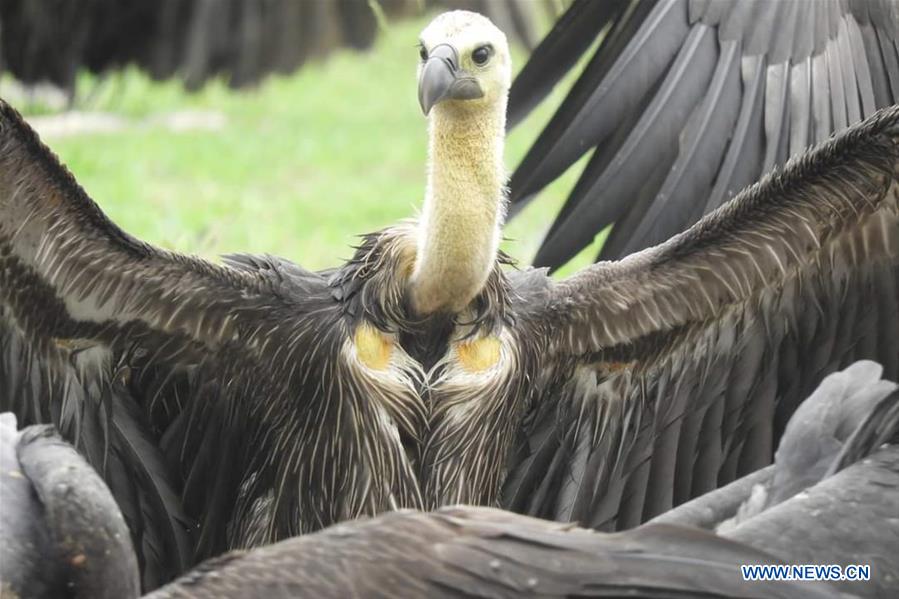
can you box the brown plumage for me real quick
[146,506,836,599]
[0,11,897,592]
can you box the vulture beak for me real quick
[418,44,484,115]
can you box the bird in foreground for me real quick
[1,10,898,591]
[147,506,837,599]
[508,0,899,267]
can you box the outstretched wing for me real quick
[502,105,899,531]
[0,99,349,587]
[509,0,899,268]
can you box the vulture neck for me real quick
[411,102,507,316]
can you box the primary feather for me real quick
[508,0,899,268]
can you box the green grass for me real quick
[19,15,602,275]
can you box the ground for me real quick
[12,15,604,275]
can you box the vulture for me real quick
[5,359,895,597]
[1,9,898,592]
[507,0,899,267]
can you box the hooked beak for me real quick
[418,44,484,115]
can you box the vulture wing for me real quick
[0,100,422,589]
[508,0,899,268]
[147,506,836,599]
[502,105,899,531]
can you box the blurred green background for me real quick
[12,15,599,275]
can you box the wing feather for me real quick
[0,99,295,585]
[147,507,838,599]
[534,21,719,268]
[504,106,899,530]
[508,0,689,216]
[505,0,624,129]
[548,106,898,355]
[0,100,399,588]
[510,0,899,268]
[615,39,742,258]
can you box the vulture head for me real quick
[410,12,511,316]
[417,10,511,116]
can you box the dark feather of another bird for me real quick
[509,0,899,269]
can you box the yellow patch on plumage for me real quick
[354,323,393,371]
[52,337,93,352]
[456,337,501,373]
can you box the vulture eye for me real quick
[472,45,491,66]
[419,45,428,61]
